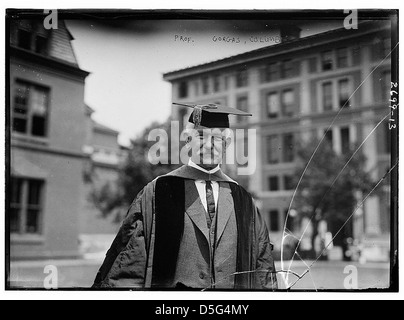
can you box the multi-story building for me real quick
[163,21,393,261]
[8,19,126,260]
[8,19,90,259]
[80,105,127,256]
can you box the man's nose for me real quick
[204,137,213,149]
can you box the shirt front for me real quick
[188,159,219,212]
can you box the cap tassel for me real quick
[193,106,203,128]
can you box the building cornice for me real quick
[9,46,90,80]
[11,140,89,160]
[163,21,391,81]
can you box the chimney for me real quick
[280,25,302,43]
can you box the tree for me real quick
[89,117,183,221]
[291,137,374,260]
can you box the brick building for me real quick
[163,20,393,260]
[8,19,124,260]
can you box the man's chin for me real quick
[198,156,221,167]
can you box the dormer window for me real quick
[15,21,50,55]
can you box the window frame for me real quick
[178,81,188,99]
[202,76,210,95]
[340,127,351,154]
[321,81,334,112]
[12,80,50,138]
[338,78,351,108]
[9,177,45,236]
[264,62,279,82]
[213,74,221,92]
[266,91,280,119]
[266,135,281,164]
[281,59,294,78]
[16,22,50,55]
[236,95,249,123]
[281,88,296,117]
[336,47,349,69]
[268,176,280,191]
[282,133,295,163]
[236,69,249,88]
[321,50,334,71]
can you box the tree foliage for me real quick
[291,137,374,246]
[89,118,182,220]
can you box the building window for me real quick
[263,63,279,82]
[12,80,49,137]
[281,89,296,117]
[194,81,200,96]
[338,78,351,108]
[281,59,294,78]
[372,37,392,61]
[283,133,295,162]
[337,48,349,69]
[266,92,280,119]
[10,177,44,235]
[352,46,362,65]
[284,175,295,191]
[269,176,280,191]
[16,22,49,55]
[322,82,333,111]
[267,135,280,164]
[321,51,333,71]
[341,127,350,154]
[308,57,318,73]
[202,77,209,94]
[236,96,248,123]
[325,129,333,146]
[223,75,229,90]
[178,81,188,98]
[236,69,249,88]
[17,29,32,50]
[269,210,280,232]
[35,34,49,55]
[213,74,221,92]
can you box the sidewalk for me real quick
[275,260,391,290]
[9,256,103,289]
[8,258,390,290]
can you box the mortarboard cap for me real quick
[173,103,252,128]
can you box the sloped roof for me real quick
[93,120,120,136]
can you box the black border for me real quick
[4,8,399,293]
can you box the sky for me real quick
[66,18,342,146]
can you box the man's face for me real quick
[188,127,227,169]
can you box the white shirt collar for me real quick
[188,159,221,175]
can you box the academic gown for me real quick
[92,165,278,290]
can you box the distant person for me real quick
[314,220,333,261]
[93,104,278,290]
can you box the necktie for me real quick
[205,181,216,227]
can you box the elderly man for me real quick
[93,104,278,290]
